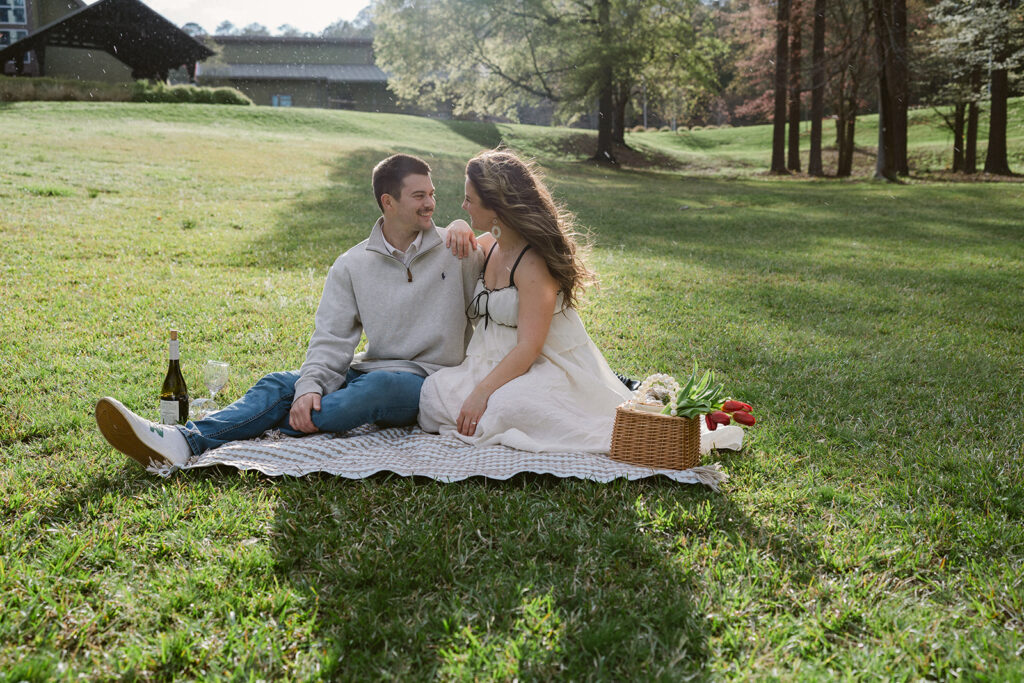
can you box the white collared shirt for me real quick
[381,230,424,267]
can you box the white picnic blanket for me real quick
[158,424,728,489]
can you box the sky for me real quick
[138,0,372,35]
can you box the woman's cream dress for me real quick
[418,273,632,453]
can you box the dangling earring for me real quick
[490,219,502,240]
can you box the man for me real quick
[96,153,483,469]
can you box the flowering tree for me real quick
[922,0,1024,175]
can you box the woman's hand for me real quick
[445,220,478,258]
[457,389,489,436]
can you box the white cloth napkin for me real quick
[701,423,744,453]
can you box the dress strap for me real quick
[508,244,532,288]
[466,288,491,329]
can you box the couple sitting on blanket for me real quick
[96,149,638,470]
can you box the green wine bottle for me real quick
[159,330,190,424]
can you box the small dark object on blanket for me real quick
[616,373,641,392]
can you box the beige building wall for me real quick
[199,77,324,108]
[200,76,395,110]
[45,46,131,82]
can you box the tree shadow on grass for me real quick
[569,168,1023,538]
[258,457,837,678]
[440,119,504,152]
[25,444,827,679]
[564,168,1024,248]
[265,472,729,679]
[236,148,476,272]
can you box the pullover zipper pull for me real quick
[406,267,413,282]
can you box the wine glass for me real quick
[189,360,229,420]
[202,360,229,410]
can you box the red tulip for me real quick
[710,410,732,425]
[705,413,718,431]
[723,399,753,412]
[733,411,756,426]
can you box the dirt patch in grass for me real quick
[522,132,686,170]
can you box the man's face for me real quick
[385,173,436,231]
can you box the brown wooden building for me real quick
[196,36,396,111]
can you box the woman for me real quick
[418,149,633,452]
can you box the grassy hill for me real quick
[1,101,1022,680]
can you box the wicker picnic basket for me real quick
[609,404,702,470]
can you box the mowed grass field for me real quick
[1,100,1022,680]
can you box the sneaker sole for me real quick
[95,397,173,469]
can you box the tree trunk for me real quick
[788,0,803,172]
[984,68,1012,175]
[837,116,850,176]
[613,81,630,147]
[834,68,847,151]
[591,0,616,164]
[966,99,979,174]
[808,0,826,177]
[893,0,908,176]
[844,110,857,175]
[594,72,616,163]
[952,102,965,173]
[873,0,898,181]
[838,90,858,177]
[771,0,791,173]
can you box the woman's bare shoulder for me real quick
[516,249,557,290]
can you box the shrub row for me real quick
[130,81,252,105]
[0,76,251,105]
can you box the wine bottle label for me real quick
[168,340,180,361]
[159,400,179,425]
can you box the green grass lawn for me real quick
[1,101,1022,680]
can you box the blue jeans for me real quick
[176,369,425,455]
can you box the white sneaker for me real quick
[95,397,193,469]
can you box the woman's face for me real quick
[462,177,497,230]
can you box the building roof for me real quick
[210,36,374,47]
[198,62,387,83]
[0,0,214,79]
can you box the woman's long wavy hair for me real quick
[466,149,593,309]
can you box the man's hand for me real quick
[445,220,478,259]
[289,392,321,434]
